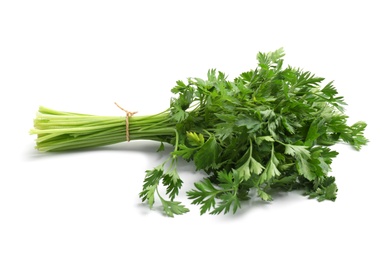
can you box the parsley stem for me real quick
[31,107,178,151]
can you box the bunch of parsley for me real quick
[31,48,367,216]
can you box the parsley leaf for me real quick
[187,170,241,215]
[193,135,221,170]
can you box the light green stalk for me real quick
[30,106,177,152]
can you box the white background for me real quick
[1,0,389,259]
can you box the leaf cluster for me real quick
[139,48,368,216]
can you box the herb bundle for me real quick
[30,48,368,216]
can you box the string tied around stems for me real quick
[114,102,137,142]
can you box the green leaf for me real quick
[215,122,234,140]
[304,118,325,147]
[140,184,158,208]
[160,199,189,217]
[257,48,285,66]
[139,166,164,208]
[341,121,368,150]
[173,144,197,160]
[258,148,281,184]
[171,80,188,94]
[235,147,264,180]
[284,144,310,158]
[214,113,236,122]
[210,193,240,215]
[284,144,314,180]
[306,176,338,202]
[321,81,347,111]
[186,131,205,147]
[187,170,242,215]
[236,114,261,132]
[255,136,274,145]
[296,157,314,181]
[236,159,251,180]
[187,179,220,215]
[140,163,187,216]
[281,116,295,134]
[258,189,273,201]
[309,147,339,176]
[157,142,165,152]
[194,135,221,170]
[171,107,188,122]
[250,157,265,175]
[162,168,183,200]
[140,166,164,190]
[269,48,285,63]
[321,81,337,97]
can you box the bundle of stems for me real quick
[31,106,177,152]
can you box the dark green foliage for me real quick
[142,48,367,216]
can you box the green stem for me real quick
[30,106,177,152]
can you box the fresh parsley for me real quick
[31,48,368,216]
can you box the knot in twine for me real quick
[115,102,137,142]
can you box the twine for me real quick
[114,102,137,142]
